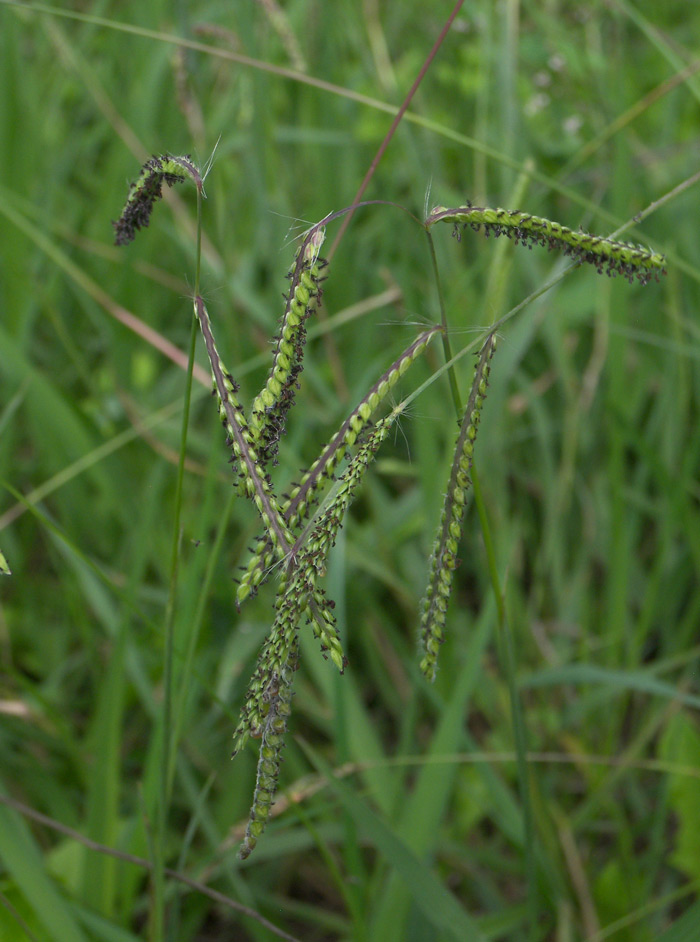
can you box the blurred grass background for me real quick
[1,1,699,940]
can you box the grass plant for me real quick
[1,2,700,941]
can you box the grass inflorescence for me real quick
[427,204,666,284]
[109,146,664,857]
[113,161,447,855]
[419,331,497,681]
[248,226,329,467]
[110,149,667,859]
[113,154,202,246]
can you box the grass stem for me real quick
[151,183,203,941]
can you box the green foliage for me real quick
[660,714,700,881]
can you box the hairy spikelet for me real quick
[233,416,396,853]
[233,414,395,757]
[427,205,666,285]
[295,415,395,572]
[113,154,202,245]
[236,327,442,606]
[294,416,396,667]
[238,635,299,860]
[0,549,10,575]
[248,227,328,467]
[231,575,343,759]
[305,591,345,672]
[232,570,302,756]
[195,297,295,552]
[419,334,497,681]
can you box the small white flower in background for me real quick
[563,114,584,135]
[525,92,550,116]
[548,53,566,71]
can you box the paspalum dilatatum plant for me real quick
[114,153,665,857]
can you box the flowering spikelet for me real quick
[233,413,395,758]
[195,297,295,552]
[238,635,299,860]
[236,327,442,606]
[294,415,395,575]
[248,226,328,467]
[419,333,497,681]
[232,414,396,854]
[305,590,345,672]
[295,416,396,666]
[231,571,342,759]
[113,154,202,245]
[231,570,302,757]
[427,205,666,285]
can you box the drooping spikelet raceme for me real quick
[113,154,202,246]
[194,298,295,553]
[233,415,398,856]
[236,326,442,607]
[238,635,299,860]
[426,204,666,285]
[248,226,328,468]
[232,412,397,759]
[418,332,497,682]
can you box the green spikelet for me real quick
[295,414,396,571]
[233,413,395,770]
[419,334,497,681]
[113,154,202,245]
[427,205,666,285]
[248,227,327,467]
[195,297,295,552]
[232,569,302,756]
[305,591,346,673]
[238,635,299,860]
[231,572,342,758]
[236,327,441,607]
[297,415,396,668]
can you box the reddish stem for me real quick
[328,0,466,260]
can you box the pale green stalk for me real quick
[152,181,203,942]
[425,216,539,936]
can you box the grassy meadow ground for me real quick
[1,1,700,940]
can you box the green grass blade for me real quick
[655,900,700,942]
[369,613,493,937]
[0,799,89,942]
[521,664,700,711]
[298,739,486,942]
